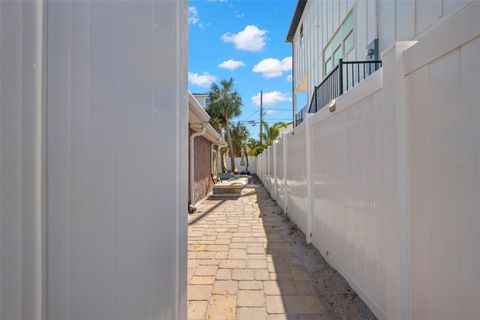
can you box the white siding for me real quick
[46,2,188,318]
[0,1,187,319]
[0,2,45,319]
[292,0,474,110]
[46,1,187,320]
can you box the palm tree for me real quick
[246,138,265,156]
[230,122,250,171]
[205,102,227,173]
[206,78,242,173]
[230,122,249,157]
[261,121,288,146]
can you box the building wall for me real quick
[0,2,45,318]
[193,95,209,108]
[0,1,188,319]
[193,135,213,204]
[292,0,474,110]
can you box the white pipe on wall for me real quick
[189,124,207,205]
[211,144,216,175]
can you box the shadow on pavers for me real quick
[252,176,376,320]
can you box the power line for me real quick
[232,119,292,124]
[243,110,259,121]
[263,108,292,111]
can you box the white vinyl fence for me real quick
[0,2,188,319]
[257,4,480,320]
[219,156,257,174]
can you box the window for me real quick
[300,24,304,44]
[323,11,354,75]
[205,98,210,106]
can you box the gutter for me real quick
[189,123,207,213]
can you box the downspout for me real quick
[211,144,215,176]
[189,123,207,213]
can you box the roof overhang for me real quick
[188,91,226,146]
[286,0,307,43]
[205,123,227,147]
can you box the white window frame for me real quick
[323,10,354,75]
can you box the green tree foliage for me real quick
[230,122,249,157]
[205,78,242,173]
[246,138,265,156]
[260,121,288,146]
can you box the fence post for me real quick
[282,132,288,214]
[382,41,416,319]
[273,142,278,200]
[265,148,268,188]
[267,146,272,193]
[304,114,313,244]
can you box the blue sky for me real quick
[188,0,297,140]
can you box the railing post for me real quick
[314,86,318,112]
[338,58,343,95]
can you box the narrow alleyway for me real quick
[188,177,375,320]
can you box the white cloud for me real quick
[266,109,275,115]
[234,10,245,18]
[252,57,292,78]
[188,71,216,88]
[188,7,199,25]
[286,74,292,82]
[189,6,207,28]
[251,91,291,107]
[218,59,246,70]
[221,25,267,52]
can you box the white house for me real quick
[287,0,475,118]
[191,92,210,108]
[188,92,226,209]
[0,1,188,319]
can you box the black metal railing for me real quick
[308,59,382,113]
[294,105,307,126]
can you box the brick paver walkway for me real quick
[188,178,375,320]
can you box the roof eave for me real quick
[286,0,307,43]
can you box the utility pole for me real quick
[259,90,263,144]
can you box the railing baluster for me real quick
[357,63,360,86]
[346,64,349,91]
[297,60,381,120]
[350,64,355,88]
